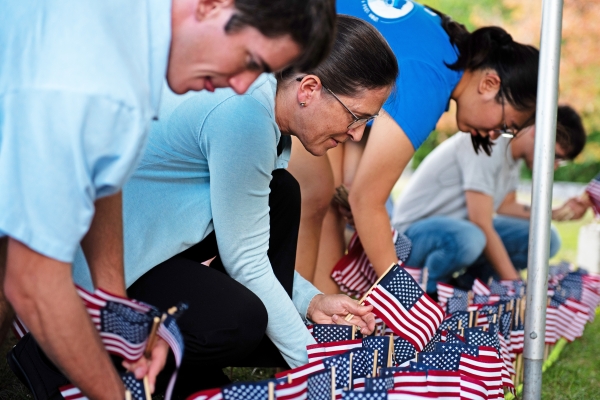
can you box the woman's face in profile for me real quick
[291,85,391,156]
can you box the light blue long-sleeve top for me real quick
[73,74,321,367]
[0,0,171,262]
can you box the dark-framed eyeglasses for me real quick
[295,77,379,130]
[491,88,518,138]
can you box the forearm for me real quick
[0,237,14,343]
[351,199,398,276]
[5,239,124,399]
[481,228,520,280]
[497,202,531,219]
[81,192,126,295]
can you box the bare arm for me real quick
[497,191,589,221]
[348,111,414,276]
[465,191,520,280]
[80,192,127,296]
[4,239,125,399]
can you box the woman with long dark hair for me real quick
[289,1,540,294]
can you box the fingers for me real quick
[122,357,149,380]
[147,339,170,393]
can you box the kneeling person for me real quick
[391,105,586,292]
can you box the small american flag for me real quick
[446,295,469,314]
[362,336,391,368]
[363,265,444,351]
[585,173,600,217]
[77,286,154,362]
[458,354,504,400]
[436,283,468,309]
[417,351,461,371]
[331,230,414,298]
[364,376,395,391]
[393,337,417,366]
[459,375,489,400]
[426,370,461,399]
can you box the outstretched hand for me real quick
[307,294,376,335]
[122,338,169,393]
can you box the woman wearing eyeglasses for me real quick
[391,105,586,291]
[71,15,397,397]
[288,0,541,294]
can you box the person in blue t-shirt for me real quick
[288,1,540,294]
[0,0,336,398]
[69,15,398,397]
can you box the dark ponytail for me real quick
[427,6,539,112]
[276,15,398,96]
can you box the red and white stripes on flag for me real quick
[306,339,362,362]
[426,370,461,399]
[275,377,308,400]
[186,388,223,400]
[59,385,87,400]
[458,354,504,400]
[436,282,455,308]
[275,360,326,382]
[585,174,600,217]
[472,279,491,296]
[362,265,444,351]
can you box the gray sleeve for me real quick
[455,135,501,196]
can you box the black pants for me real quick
[128,169,301,398]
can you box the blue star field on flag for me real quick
[221,380,275,400]
[350,348,377,379]
[342,390,388,400]
[307,368,333,400]
[362,336,390,368]
[393,336,416,365]
[417,351,461,371]
[364,376,394,391]
[323,352,351,390]
[312,324,362,343]
[435,342,478,357]
[446,295,468,314]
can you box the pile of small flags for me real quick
[187,261,600,400]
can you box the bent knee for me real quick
[549,225,562,258]
[453,224,486,266]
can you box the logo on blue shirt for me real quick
[360,0,415,23]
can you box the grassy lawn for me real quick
[1,214,598,399]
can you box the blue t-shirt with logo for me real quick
[338,0,463,150]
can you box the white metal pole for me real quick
[522,0,564,398]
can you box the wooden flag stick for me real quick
[421,268,429,292]
[388,334,394,367]
[287,374,292,384]
[268,382,275,400]
[143,376,152,400]
[468,311,473,328]
[345,263,397,321]
[458,319,463,330]
[125,390,132,400]
[372,349,378,377]
[348,352,353,390]
[351,325,356,340]
[331,366,336,400]
[144,316,162,358]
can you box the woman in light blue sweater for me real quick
[72,15,398,397]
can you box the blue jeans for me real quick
[461,215,562,286]
[402,215,562,293]
[403,216,486,293]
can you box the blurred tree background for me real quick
[412,0,600,182]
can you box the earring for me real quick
[300,102,306,107]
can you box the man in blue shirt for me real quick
[0,0,335,398]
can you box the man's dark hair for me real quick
[427,6,540,156]
[225,0,336,72]
[276,15,398,97]
[556,104,586,159]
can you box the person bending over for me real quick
[0,0,336,397]
[70,16,398,398]
[288,0,540,294]
[391,105,586,293]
